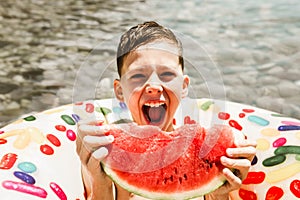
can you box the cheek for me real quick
[123,87,143,108]
[122,82,140,100]
[163,78,183,99]
[168,93,181,112]
[126,94,143,123]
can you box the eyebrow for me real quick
[157,65,178,70]
[126,64,179,75]
[129,66,150,72]
[124,66,150,76]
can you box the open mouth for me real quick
[142,102,167,125]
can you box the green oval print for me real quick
[200,101,213,111]
[262,155,286,167]
[274,145,300,155]
[61,115,76,125]
[23,115,36,121]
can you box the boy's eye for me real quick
[161,72,175,76]
[159,72,176,81]
[130,74,146,79]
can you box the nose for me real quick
[145,83,163,94]
[145,72,163,94]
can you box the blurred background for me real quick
[0,0,299,127]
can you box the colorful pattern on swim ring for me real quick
[0,98,299,199]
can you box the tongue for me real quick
[148,106,164,122]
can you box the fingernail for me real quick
[77,118,94,125]
[107,135,114,142]
[95,120,104,126]
[92,147,108,159]
[220,156,227,163]
[226,148,233,156]
[80,125,102,132]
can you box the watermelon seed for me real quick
[204,159,213,168]
[184,174,187,180]
[179,177,182,184]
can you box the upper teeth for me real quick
[144,102,165,107]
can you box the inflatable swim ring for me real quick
[0,98,299,199]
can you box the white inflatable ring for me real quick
[0,98,299,199]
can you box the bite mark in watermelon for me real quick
[102,123,235,200]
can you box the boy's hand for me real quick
[76,119,115,200]
[76,119,133,200]
[204,139,257,200]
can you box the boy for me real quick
[76,21,256,200]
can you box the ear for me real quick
[181,75,190,98]
[114,79,124,101]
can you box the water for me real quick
[0,0,300,127]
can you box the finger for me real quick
[76,124,112,158]
[78,124,111,137]
[84,147,108,174]
[221,156,251,169]
[76,133,83,155]
[76,125,94,155]
[76,118,103,145]
[83,135,114,149]
[235,139,257,148]
[209,168,242,195]
[79,141,93,165]
[85,147,114,198]
[79,138,109,165]
[91,147,109,162]
[221,156,251,181]
[78,118,105,126]
[222,168,242,190]
[76,125,88,155]
[226,146,256,159]
[76,123,84,155]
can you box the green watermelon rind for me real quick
[102,164,227,200]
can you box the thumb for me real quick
[85,147,114,199]
[88,147,108,173]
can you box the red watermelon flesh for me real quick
[102,123,235,199]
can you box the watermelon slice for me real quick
[102,123,235,199]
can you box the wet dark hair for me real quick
[116,21,184,77]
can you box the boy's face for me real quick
[114,42,189,131]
